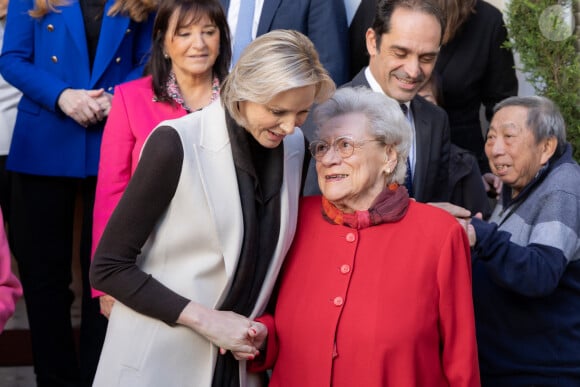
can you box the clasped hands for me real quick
[58,88,112,128]
[178,302,267,361]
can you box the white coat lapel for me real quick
[195,102,244,283]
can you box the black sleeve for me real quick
[300,135,312,196]
[90,126,190,324]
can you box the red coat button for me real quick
[340,264,350,274]
[333,296,344,306]
[345,233,355,242]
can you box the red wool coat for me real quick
[255,196,480,387]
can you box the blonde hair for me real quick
[29,0,157,22]
[221,29,336,126]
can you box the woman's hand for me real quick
[99,294,116,319]
[177,302,262,359]
[93,91,113,117]
[57,88,108,127]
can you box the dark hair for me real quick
[372,0,446,48]
[145,0,231,102]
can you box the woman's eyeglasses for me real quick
[309,136,382,161]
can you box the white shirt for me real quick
[343,0,362,26]
[227,0,265,44]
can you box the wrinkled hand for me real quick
[94,91,113,117]
[428,202,471,219]
[228,322,267,360]
[58,88,108,127]
[178,302,262,360]
[99,294,116,319]
[482,173,502,199]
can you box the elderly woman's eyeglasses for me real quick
[309,136,382,161]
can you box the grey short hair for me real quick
[313,86,412,185]
[494,96,567,157]
[221,30,336,126]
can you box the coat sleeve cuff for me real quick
[247,313,278,373]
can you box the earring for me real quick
[386,167,391,174]
[163,52,169,59]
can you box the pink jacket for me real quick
[91,76,188,297]
[0,208,22,332]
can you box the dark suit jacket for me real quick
[220,0,350,85]
[342,69,451,203]
[434,0,517,173]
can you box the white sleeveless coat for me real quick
[93,101,304,387]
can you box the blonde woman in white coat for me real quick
[90,30,335,387]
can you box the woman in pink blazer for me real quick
[92,0,231,315]
[0,207,21,333]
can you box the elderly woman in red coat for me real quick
[248,86,480,387]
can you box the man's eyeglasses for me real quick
[309,136,382,161]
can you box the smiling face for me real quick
[316,112,397,212]
[485,105,556,197]
[238,85,316,148]
[164,11,220,83]
[366,7,441,103]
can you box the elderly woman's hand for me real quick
[428,202,471,219]
[228,321,268,360]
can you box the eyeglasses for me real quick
[309,136,383,161]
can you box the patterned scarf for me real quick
[322,183,410,229]
[164,71,220,112]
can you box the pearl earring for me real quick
[163,52,169,59]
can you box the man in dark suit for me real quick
[220,0,350,85]
[343,0,450,203]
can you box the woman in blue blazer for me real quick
[0,1,155,385]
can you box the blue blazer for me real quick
[220,0,349,85]
[0,0,154,177]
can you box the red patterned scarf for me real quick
[322,183,410,229]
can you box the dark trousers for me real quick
[10,173,107,387]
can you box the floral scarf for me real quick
[322,183,410,229]
[164,71,220,113]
